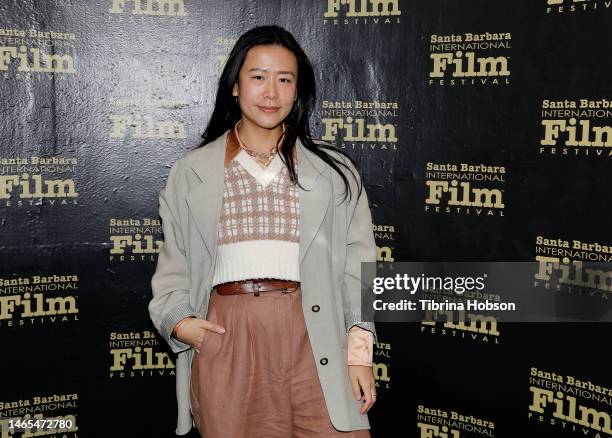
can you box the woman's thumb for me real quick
[210,323,226,334]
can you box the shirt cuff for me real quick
[347,326,374,366]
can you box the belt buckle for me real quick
[282,282,297,294]
[253,281,261,297]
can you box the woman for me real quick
[149,25,378,437]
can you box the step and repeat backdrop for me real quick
[1,0,611,437]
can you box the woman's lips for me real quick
[258,106,280,113]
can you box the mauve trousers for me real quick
[189,286,371,438]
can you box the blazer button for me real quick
[311,305,320,312]
[320,357,328,365]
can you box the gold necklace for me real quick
[234,121,286,167]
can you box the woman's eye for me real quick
[280,78,291,83]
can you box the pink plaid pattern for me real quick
[218,159,299,245]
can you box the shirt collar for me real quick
[224,127,241,167]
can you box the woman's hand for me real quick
[174,317,226,353]
[348,364,377,414]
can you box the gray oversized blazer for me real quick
[148,129,378,435]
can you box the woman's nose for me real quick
[263,79,278,100]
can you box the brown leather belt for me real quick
[213,279,300,296]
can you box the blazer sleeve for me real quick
[148,158,200,354]
[339,155,378,344]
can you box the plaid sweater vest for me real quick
[211,150,300,287]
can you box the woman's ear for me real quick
[232,83,238,97]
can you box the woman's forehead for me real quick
[243,45,297,72]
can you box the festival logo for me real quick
[424,162,505,216]
[109,330,175,378]
[416,405,496,437]
[546,0,610,14]
[428,32,511,87]
[374,340,392,390]
[108,0,186,16]
[374,223,396,262]
[0,156,79,208]
[0,28,76,80]
[420,287,501,344]
[539,99,612,158]
[108,217,163,262]
[109,114,186,139]
[534,235,612,300]
[529,366,612,436]
[0,274,79,329]
[109,96,189,140]
[320,99,399,152]
[0,393,78,437]
[323,0,401,25]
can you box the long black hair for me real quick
[198,25,362,204]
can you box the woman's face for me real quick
[233,44,298,130]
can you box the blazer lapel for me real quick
[185,132,227,261]
[296,137,332,265]
[184,129,332,268]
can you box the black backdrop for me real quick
[1,1,611,437]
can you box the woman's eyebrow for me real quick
[247,67,296,77]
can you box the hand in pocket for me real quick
[174,317,226,353]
